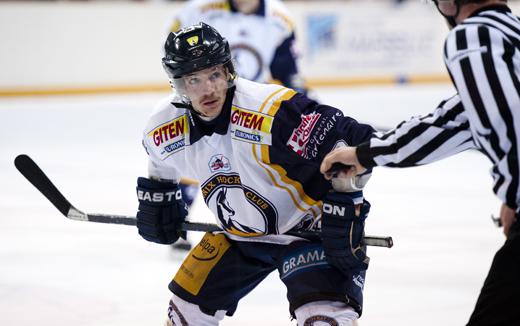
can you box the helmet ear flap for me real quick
[432,0,461,28]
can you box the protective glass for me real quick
[171,64,234,104]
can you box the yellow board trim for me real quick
[173,233,231,296]
[0,74,451,98]
[0,84,170,97]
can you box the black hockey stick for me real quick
[14,154,393,248]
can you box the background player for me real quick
[165,0,305,91]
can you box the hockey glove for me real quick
[136,177,188,245]
[321,191,370,274]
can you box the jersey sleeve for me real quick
[356,95,476,169]
[267,0,301,89]
[141,99,184,183]
[269,32,300,89]
[164,0,203,36]
[268,92,375,199]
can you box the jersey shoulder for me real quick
[168,0,230,33]
[445,13,510,62]
[143,95,189,154]
[264,0,295,32]
[233,77,295,115]
[193,0,230,14]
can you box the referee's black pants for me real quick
[467,219,520,326]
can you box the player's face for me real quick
[183,65,230,119]
[232,0,260,14]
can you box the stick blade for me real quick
[14,154,72,216]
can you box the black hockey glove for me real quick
[321,191,370,274]
[136,177,188,245]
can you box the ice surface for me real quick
[0,85,503,325]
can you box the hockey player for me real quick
[167,0,307,236]
[320,1,520,325]
[165,0,305,91]
[136,23,374,325]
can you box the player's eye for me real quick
[187,77,200,85]
[210,71,222,81]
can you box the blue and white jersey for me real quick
[142,78,373,244]
[165,0,298,86]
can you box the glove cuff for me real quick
[136,177,181,205]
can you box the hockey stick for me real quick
[13,154,393,248]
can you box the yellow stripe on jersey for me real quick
[271,10,296,31]
[258,87,286,114]
[173,233,231,296]
[267,89,296,116]
[225,227,264,237]
[252,143,310,215]
[256,88,321,217]
[169,19,181,33]
[199,1,230,14]
[260,144,320,210]
[179,177,200,186]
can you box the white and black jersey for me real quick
[357,5,520,209]
[143,78,373,244]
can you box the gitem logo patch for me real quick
[147,115,188,159]
[230,106,273,145]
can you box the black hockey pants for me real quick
[466,218,520,326]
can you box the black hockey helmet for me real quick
[162,22,235,79]
[432,0,505,27]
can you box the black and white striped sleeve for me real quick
[443,17,520,208]
[356,94,476,168]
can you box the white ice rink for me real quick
[0,85,505,326]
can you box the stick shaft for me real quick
[14,154,393,248]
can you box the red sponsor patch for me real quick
[287,112,321,157]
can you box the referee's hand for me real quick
[500,203,516,237]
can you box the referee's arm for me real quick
[356,95,476,168]
[444,23,520,208]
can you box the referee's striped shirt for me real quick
[357,5,520,209]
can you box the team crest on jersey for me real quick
[147,115,188,159]
[200,172,279,236]
[287,112,321,158]
[208,154,231,172]
[230,106,273,145]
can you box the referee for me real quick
[320,1,520,325]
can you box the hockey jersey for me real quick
[142,78,374,244]
[165,0,298,86]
